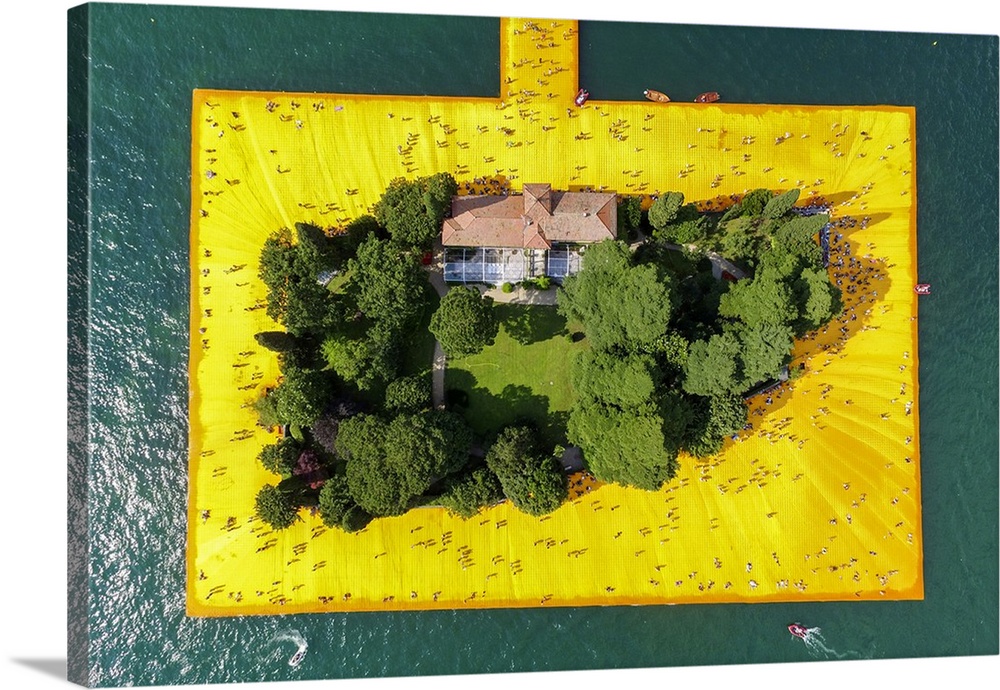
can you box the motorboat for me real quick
[914,283,931,295]
[788,623,810,640]
[289,649,306,667]
[575,88,589,106]
[643,89,671,103]
[695,91,720,103]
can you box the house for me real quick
[441,184,617,285]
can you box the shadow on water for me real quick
[446,372,569,449]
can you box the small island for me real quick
[247,173,841,534]
[187,16,921,615]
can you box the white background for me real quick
[2,1,996,689]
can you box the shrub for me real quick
[501,282,514,293]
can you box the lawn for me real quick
[445,303,587,448]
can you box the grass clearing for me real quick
[445,303,586,448]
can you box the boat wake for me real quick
[796,627,874,661]
[270,629,308,668]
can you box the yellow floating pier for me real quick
[188,17,921,616]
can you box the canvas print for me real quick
[66,2,999,688]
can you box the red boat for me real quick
[788,623,810,639]
[575,89,589,106]
[695,91,720,103]
[914,283,931,295]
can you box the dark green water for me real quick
[68,3,998,687]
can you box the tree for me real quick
[557,240,675,352]
[254,482,301,530]
[655,216,708,245]
[717,216,767,263]
[794,266,842,335]
[318,474,357,529]
[438,465,505,519]
[762,187,800,219]
[373,173,457,248]
[485,426,568,516]
[337,411,473,516]
[719,189,774,224]
[253,388,281,429]
[429,286,499,357]
[769,214,828,269]
[348,235,428,331]
[568,405,678,491]
[320,333,370,383]
[648,191,685,230]
[294,222,339,275]
[311,397,366,454]
[683,393,748,457]
[257,228,349,336]
[738,321,793,387]
[271,367,334,427]
[572,349,660,412]
[718,267,798,329]
[683,331,744,397]
[384,374,432,414]
[617,195,642,240]
[257,436,301,476]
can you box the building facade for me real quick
[441,184,617,285]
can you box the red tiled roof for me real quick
[442,184,617,248]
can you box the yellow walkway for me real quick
[187,17,921,616]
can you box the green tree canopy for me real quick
[683,393,748,457]
[719,188,774,224]
[568,405,678,491]
[738,321,794,387]
[769,214,829,269]
[762,187,801,219]
[794,265,843,335]
[320,333,370,384]
[318,474,361,530]
[257,228,350,336]
[348,235,428,331]
[429,286,500,357]
[617,195,643,238]
[271,367,334,427]
[373,173,457,248]
[648,191,685,230]
[718,267,799,329]
[384,374,432,414]
[437,465,505,519]
[558,240,675,351]
[257,436,301,476]
[254,482,302,530]
[337,411,474,516]
[485,426,568,517]
[682,331,745,397]
[572,349,660,412]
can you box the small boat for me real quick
[695,91,720,103]
[575,89,589,106]
[914,283,931,295]
[788,623,810,640]
[289,649,306,667]
[643,89,671,103]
